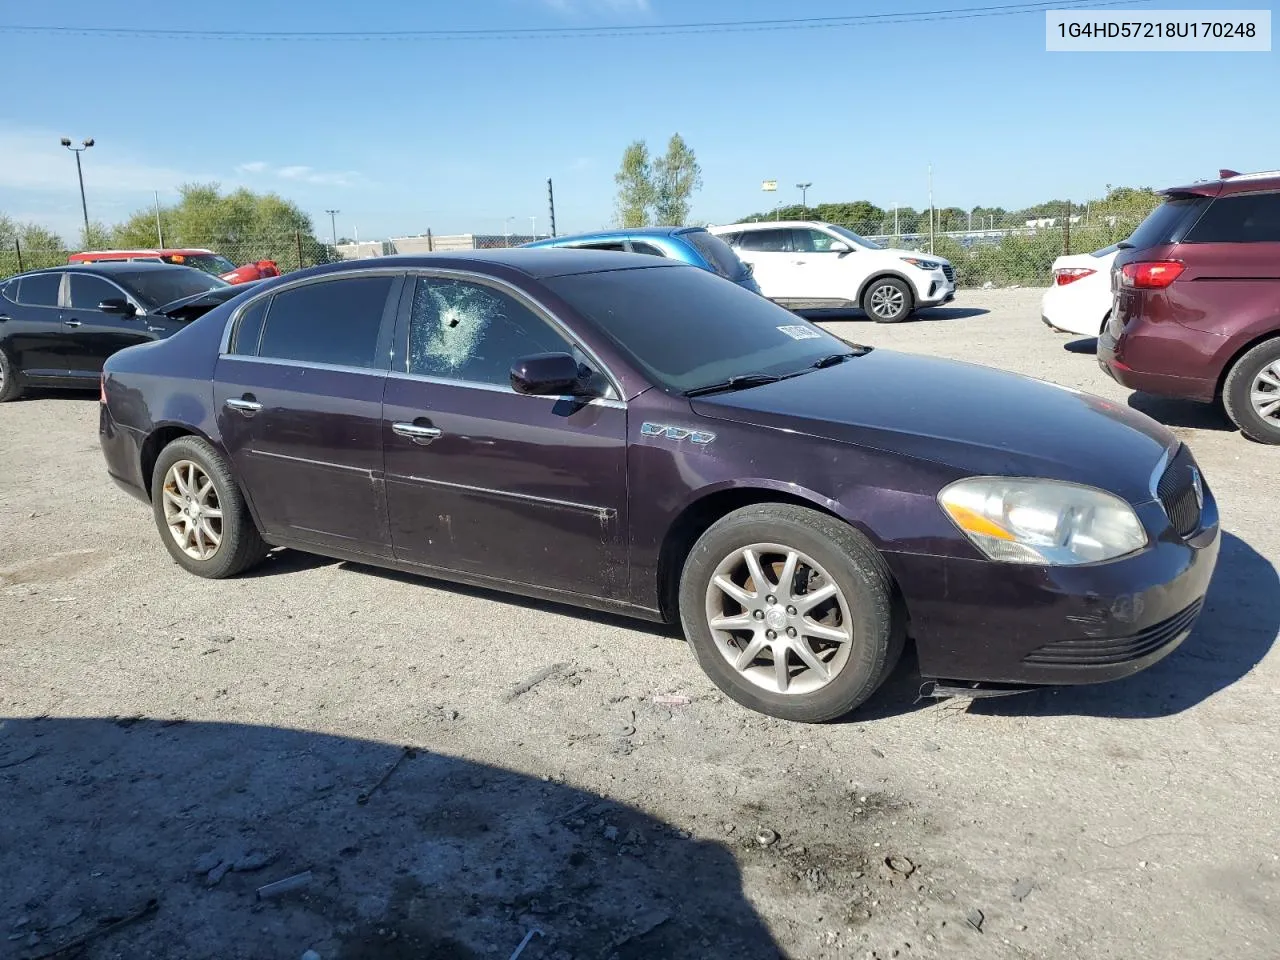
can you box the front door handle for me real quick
[392,422,443,445]
[225,397,262,416]
[0,315,10,322]
[63,319,82,328]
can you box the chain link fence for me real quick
[3,216,1151,290]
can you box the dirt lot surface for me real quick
[1,288,1277,959]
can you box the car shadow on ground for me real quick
[1063,336,1099,354]
[244,549,680,639]
[7,387,100,403]
[1126,392,1235,432]
[799,306,989,323]
[969,532,1278,719]
[0,718,783,959]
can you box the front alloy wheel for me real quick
[705,544,853,695]
[862,277,913,323]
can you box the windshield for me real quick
[165,253,238,275]
[115,267,229,308]
[682,229,750,279]
[827,224,883,250]
[545,265,848,393]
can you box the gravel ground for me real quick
[1,288,1277,959]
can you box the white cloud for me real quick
[0,126,214,195]
[238,161,363,188]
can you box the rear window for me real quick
[682,230,748,279]
[1125,196,1211,249]
[16,273,61,307]
[1183,192,1280,243]
[739,229,793,253]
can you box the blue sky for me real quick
[1,0,1276,242]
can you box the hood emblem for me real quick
[1189,466,1204,510]
[641,422,715,444]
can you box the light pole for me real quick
[796,182,812,210]
[529,216,537,239]
[60,137,94,240]
[325,209,340,247]
[504,216,514,244]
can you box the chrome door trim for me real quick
[387,472,616,518]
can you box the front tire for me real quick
[862,277,914,323]
[1222,339,1280,445]
[0,348,25,402]
[150,436,269,578]
[678,505,903,723]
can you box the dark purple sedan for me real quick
[99,250,1220,722]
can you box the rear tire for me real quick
[0,348,25,402]
[150,436,269,578]
[678,504,902,723]
[862,277,914,323]
[1222,338,1280,445]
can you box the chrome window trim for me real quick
[386,370,625,409]
[218,354,388,378]
[401,267,625,401]
[218,266,410,356]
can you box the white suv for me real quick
[709,221,956,323]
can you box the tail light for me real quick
[1053,267,1095,286]
[1120,261,1185,289]
[99,373,107,404]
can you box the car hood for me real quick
[689,349,1174,504]
[868,245,952,265]
[153,283,253,319]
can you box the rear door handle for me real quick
[225,397,262,416]
[0,315,10,322]
[63,319,82,328]
[392,422,443,445]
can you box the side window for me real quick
[739,230,793,253]
[16,273,62,307]
[630,242,666,257]
[229,298,269,355]
[69,275,125,310]
[573,241,628,252]
[407,277,572,387]
[256,276,394,369]
[795,229,839,253]
[1185,192,1280,243]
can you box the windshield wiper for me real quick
[684,373,785,398]
[811,346,872,368]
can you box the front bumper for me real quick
[914,270,956,307]
[888,496,1220,686]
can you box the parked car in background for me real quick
[709,221,956,322]
[69,248,281,285]
[0,262,244,402]
[1041,243,1120,337]
[100,249,1217,722]
[522,227,761,294]
[1099,168,1280,444]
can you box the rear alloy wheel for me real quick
[1222,339,1280,445]
[0,348,24,403]
[862,277,914,323]
[679,505,902,722]
[151,436,269,578]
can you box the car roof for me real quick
[1163,168,1280,198]
[72,248,215,256]
[709,220,830,232]
[525,226,701,246]
[9,261,210,281]
[285,248,688,281]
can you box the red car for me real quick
[68,249,280,285]
[1099,168,1280,444]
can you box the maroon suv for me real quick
[1099,168,1280,443]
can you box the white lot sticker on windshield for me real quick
[777,324,821,340]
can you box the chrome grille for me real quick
[1157,445,1203,539]
[1023,599,1203,666]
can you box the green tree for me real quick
[0,215,67,273]
[81,221,114,250]
[652,133,702,226]
[614,141,654,228]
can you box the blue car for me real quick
[522,226,762,294]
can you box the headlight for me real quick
[901,257,942,271]
[938,477,1148,565]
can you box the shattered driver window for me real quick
[407,278,572,387]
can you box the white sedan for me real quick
[1041,243,1120,337]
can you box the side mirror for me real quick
[510,352,594,397]
[97,298,136,315]
[828,241,852,254]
